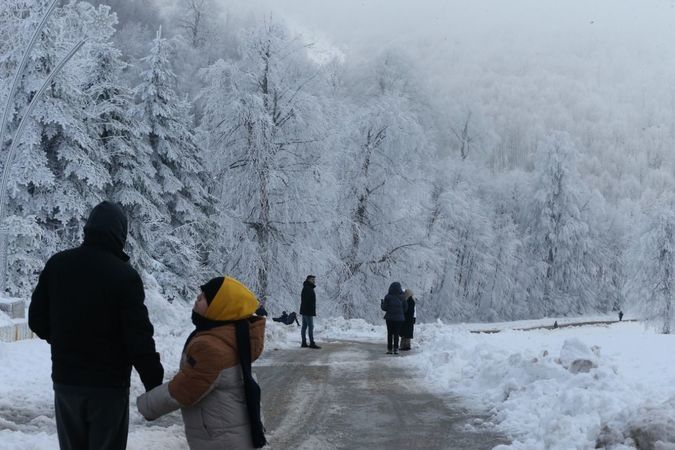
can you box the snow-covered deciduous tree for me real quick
[200,20,328,307]
[422,167,496,321]
[330,51,435,319]
[526,132,592,317]
[175,0,215,49]
[630,198,675,334]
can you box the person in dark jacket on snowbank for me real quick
[137,276,267,449]
[29,200,164,450]
[380,282,408,355]
[300,275,321,349]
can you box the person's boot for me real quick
[309,342,321,349]
[386,349,393,355]
[393,348,399,355]
[301,341,308,348]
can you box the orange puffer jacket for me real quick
[138,316,265,450]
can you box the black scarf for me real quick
[183,311,232,351]
[235,319,267,448]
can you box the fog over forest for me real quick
[3,0,675,329]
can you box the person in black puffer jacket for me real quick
[380,282,408,355]
[29,201,164,450]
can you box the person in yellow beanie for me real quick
[137,276,267,449]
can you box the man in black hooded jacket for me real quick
[29,201,164,450]
[300,275,320,349]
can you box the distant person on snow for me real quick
[29,201,164,450]
[619,310,624,322]
[273,311,300,326]
[137,276,267,449]
[300,275,321,348]
[381,282,408,355]
[399,288,417,351]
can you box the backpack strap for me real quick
[235,320,267,448]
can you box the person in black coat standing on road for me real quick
[381,282,408,355]
[29,201,164,450]
[300,275,321,349]
[400,288,416,351]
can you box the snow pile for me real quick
[319,316,385,341]
[264,319,303,350]
[261,316,386,352]
[558,337,599,373]
[410,321,675,449]
[0,309,12,327]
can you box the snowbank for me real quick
[410,321,675,449]
[0,310,12,327]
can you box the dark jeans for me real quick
[301,315,315,344]
[54,384,129,450]
[386,320,403,351]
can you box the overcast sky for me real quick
[222,0,675,108]
[238,0,675,53]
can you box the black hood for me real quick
[82,201,129,260]
[388,282,403,295]
[303,280,315,289]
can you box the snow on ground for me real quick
[407,319,675,449]
[2,291,675,449]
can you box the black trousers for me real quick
[386,320,403,351]
[54,384,130,450]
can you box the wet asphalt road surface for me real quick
[256,340,509,450]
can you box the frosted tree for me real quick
[199,20,328,306]
[482,176,530,320]
[0,1,110,293]
[424,168,532,322]
[631,199,675,334]
[175,0,215,49]
[134,28,214,301]
[0,0,56,294]
[423,167,496,321]
[83,13,164,273]
[44,4,119,246]
[527,132,592,317]
[330,50,435,319]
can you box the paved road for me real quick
[471,319,636,334]
[256,341,508,450]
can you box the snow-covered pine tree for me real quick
[0,0,55,294]
[134,28,214,301]
[83,7,164,275]
[0,0,109,294]
[44,3,118,246]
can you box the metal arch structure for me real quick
[0,0,86,292]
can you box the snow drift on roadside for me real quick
[409,321,675,449]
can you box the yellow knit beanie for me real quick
[204,276,259,321]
